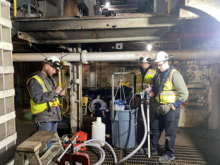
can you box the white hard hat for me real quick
[45,56,63,69]
[139,56,151,63]
[154,51,169,63]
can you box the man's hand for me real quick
[55,86,63,94]
[59,90,65,96]
[145,85,151,91]
[172,104,176,110]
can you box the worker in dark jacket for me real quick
[143,51,189,163]
[27,56,65,149]
[135,56,156,124]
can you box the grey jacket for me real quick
[27,72,64,123]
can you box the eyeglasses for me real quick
[156,62,165,68]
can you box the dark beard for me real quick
[45,69,51,77]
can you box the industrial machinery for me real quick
[62,131,88,152]
[57,135,90,165]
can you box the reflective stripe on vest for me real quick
[136,69,156,93]
[155,69,179,104]
[27,75,60,115]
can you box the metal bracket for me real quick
[17,31,38,44]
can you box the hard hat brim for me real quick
[154,59,167,63]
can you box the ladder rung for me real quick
[40,145,63,165]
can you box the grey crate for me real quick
[6,118,15,136]
[2,26,11,43]
[0,1,10,20]
[0,98,5,115]
[0,146,7,165]
[4,73,13,90]
[0,122,6,141]
[2,50,13,66]
[5,96,14,113]
[0,74,3,90]
[0,1,16,164]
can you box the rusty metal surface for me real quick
[17,31,38,44]
[14,27,167,44]
[11,13,180,44]
[14,15,180,31]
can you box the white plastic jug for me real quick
[92,117,106,147]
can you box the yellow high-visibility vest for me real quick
[27,75,60,115]
[135,69,156,93]
[155,69,179,104]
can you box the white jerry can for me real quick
[92,117,106,147]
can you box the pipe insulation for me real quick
[12,50,220,63]
[12,53,80,62]
[82,50,220,63]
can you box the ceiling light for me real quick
[147,43,152,51]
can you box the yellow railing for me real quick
[168,0,171,14]
[13,0,17,17]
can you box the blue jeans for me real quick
[36,121,58,150]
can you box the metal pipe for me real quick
[13,53,80,62]
[154,0,157,12]
[58,70,61,87]
[28,0,31,17]
[57,135,79,163]
[13,50,220,63]
[82,50,220,63]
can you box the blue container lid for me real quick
[114,100,125,105]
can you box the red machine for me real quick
[63,131,87,152]
[58,152,90,165]
[58,133,90,165]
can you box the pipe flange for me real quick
[82,50,88,64]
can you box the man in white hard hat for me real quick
[135,56,156,144]
[27,56,65,150]
[144,51,188,163]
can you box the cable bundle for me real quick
[88,99,107,113]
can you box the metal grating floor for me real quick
[84,128,220,165]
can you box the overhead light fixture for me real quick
[105,2,110,8]
[147,43,152,51]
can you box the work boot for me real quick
[159,154,175,163]
[139,147,158,156]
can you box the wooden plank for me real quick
[26,152,41,165]
[0,132,17,150]
[0,17,12,29]
[0,41,12,51]
[48,161,57,165]
[40,145,63,165]
[23,131,57,146]
[14,152,25,165]
[16,141,42,152]
[0,111,15,124]
[0,89,15,99]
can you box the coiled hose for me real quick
[75,139,117,165]
[88,99,107,113]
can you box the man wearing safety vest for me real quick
[27,56,65,149]
[135,56,156,125]
[144,51,188,163]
